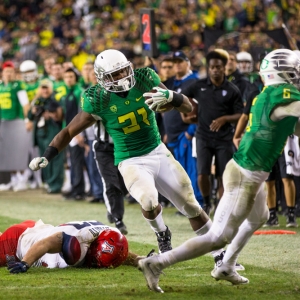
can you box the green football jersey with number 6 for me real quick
[0,80,27,120]
[81,67,161,165]
[234,84,300,172]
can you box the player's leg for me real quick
[155,144,208,227]
[196,137,214,216]
[213,182,269,282]
[155,143,226,259]
[138,160,266,290]
[278,153,298,227]
[118,151,170,253]
[0,220,36,266]
[263,163,279,226]
[214,141,235,204]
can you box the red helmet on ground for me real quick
[85,228,128,268]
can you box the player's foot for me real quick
[214,250,245,271]
[138,255,164,293]
[211,263,249,285]
[286,213,298,228]
[263,213,279,227]
[155,226,172,253]
[115,220,128,235]
[107,212,114,224]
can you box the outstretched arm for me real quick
[50,111,96,152]
[22,233,63,266]
[7,233,63,273]
[29,111,96,170]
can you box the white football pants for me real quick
[118,143,202,217]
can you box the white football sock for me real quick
[223,219,261,269]
[144,208,167,232]
[156,232,216,269]
[194,219,223,258]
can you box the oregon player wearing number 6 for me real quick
[29,49,227,260]
[136,49,300,293]
[0,219,138,273]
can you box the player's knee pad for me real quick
[179,197,202,218]
[139,191,159,211]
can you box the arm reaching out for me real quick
[29,111,96,171]
[7,233,63,274]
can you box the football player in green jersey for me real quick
[136,49,300,292]
[20,60,40,103]
[29,49,227,260]
[0,61,31,192]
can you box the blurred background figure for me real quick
[162,51,203,212]
[20,59,43,189]
[0,61,30,192]
[27,79,64,194]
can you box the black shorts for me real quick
[266,152,293,181]
[196,137,235,177]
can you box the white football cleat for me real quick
[214,250,245,271]
[138,255,164,293]
[211,265,249,285]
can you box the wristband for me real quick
[170,92,184,107]
[43,146,59,162]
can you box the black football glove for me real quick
[7,261,30,274]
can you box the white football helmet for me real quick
[236,51,253,73]
[94,49,135,92]
[259,49,300,88]
[19,60,39,82]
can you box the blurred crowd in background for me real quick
[0,0,300,73]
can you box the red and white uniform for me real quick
[0,220,114,268]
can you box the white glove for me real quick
[143,87,173,111]
[29,157,49,171]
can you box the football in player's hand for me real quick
[144,89,174,112]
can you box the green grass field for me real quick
[0,189,299,300]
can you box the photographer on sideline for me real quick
[27,79,64,193]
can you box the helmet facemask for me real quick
[95,62,135,93]
[22,70,39,83]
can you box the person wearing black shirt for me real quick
[181,50,243,216]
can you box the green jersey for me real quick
[0,80,27,120]
[81,67,161,165]
[234,84,300,172]
[78,76,90,90]
[25,81,39,103]
[53,80,67,101]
